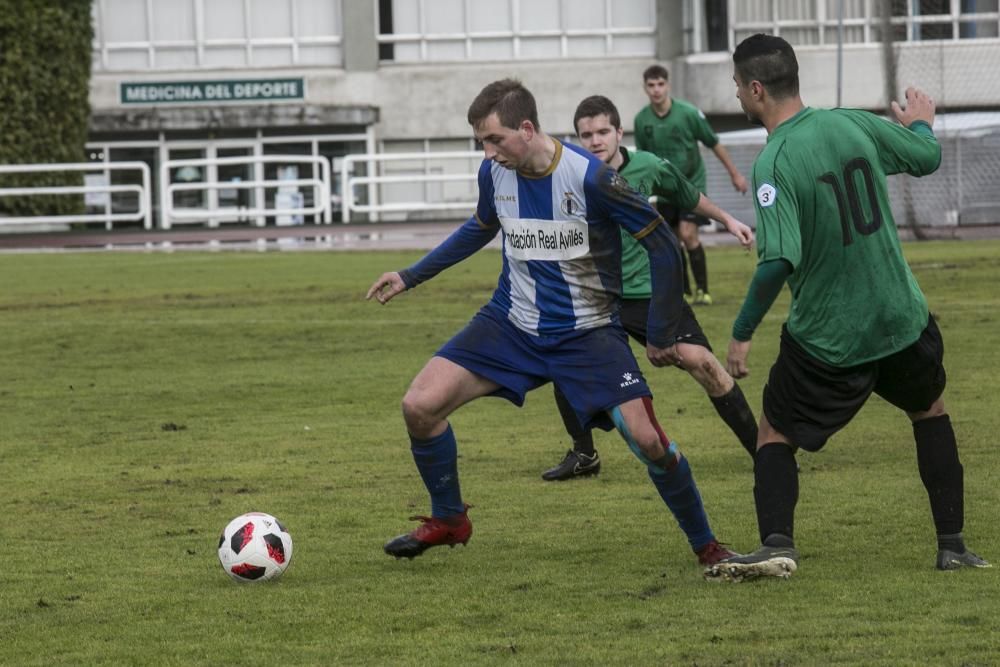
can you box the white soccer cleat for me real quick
[704,557,797,583]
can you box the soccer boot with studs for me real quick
[695,540,740,566]
[384,504,473,559]
[541,449,601,481]
[693,289,713,306]
[936,548,991,571]
[704,534,798,582]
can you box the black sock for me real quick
[680,247,692,296]
[688,244,708,293]
[709,383,758,460]
[937,532,966,553]
[913,414,964,537]
[753,443,798,544]
[554,384,594,456]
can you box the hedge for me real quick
[0,0,93,217]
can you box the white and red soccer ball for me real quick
[217,512,293,582]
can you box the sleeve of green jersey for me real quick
[847,110,941,177]
[634,113,648,151]
[732,259,792,341]
[650,159,700,212]
[692,108,719,148]
[752,155,802,269]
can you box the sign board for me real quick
[84,173,109,207]
[120,78,305,105]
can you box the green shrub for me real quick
[0,0,93,217]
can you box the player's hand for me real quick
[647,343,682,368]
[726,338,751,379]
[890,86,936,128]
[731,172,749,194]
[366,271,407,304]
[725,218,754,249]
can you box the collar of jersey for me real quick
[618,146,631,170]
[651,100,673,119]
[768,107,813,142]
[517,139,562,179]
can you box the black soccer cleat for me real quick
[936,548,991,571]
[541,449,601,481]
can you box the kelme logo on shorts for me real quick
[620,372,640,388]
[756,183,777,208]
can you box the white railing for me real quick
[0,162,152,230]
[340,151,480,223]
[160,154,332,230]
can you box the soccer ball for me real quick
[217,512,293,582]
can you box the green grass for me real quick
[1,242,998,666]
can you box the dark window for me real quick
[704,0,728,52]
[378,0,394,61]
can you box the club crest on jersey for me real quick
[609,172,634,198]
[560,192,584,217]
[756,182,777,208]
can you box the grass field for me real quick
[2,240,998,666]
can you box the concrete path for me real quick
[0,220,997,253]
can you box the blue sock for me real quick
[410,424,464,518]
[647,454,714,551]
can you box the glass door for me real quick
[215,145,256,224]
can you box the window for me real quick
[377,0,656,62]
[726,0,1000,50]
[92,0,343,71]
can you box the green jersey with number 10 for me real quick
[751,107,941,366]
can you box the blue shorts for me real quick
[436,307,652,431]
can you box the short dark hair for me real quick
[642,65,669,82]
[467,78,540,131]
[733,33,799,99]
[573,95,621,133]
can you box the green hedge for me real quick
[0,0,93,217]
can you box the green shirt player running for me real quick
[635,65,749,305]
[542,95,760,496]
[704,34,989,583]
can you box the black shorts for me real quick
[655,200,711,227]
[618,298,712,351]
[763,316,946,452]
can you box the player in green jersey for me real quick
[635,65,749,306]
[704,34,989,583]
[542,95,758,494]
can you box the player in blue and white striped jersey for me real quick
[367,79,734,567]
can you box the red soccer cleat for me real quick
[384,505,473,559]
[696,540,740,566]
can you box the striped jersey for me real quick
[475,140,669,337]
[400,139,683,346]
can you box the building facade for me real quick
[85,0,1000,226]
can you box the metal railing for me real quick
[340,150,480,223]
[160,154,332,230]
[0,162,152,230]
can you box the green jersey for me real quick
[617,148,701,299]
[751,107,941,366]
[634,98,719,192]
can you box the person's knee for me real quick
[610,403,667,463]
[401,388,440,437]
[680,224,699,247]
[632,424,666,460]
[679,346,732,396]
[908,397,946,422]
